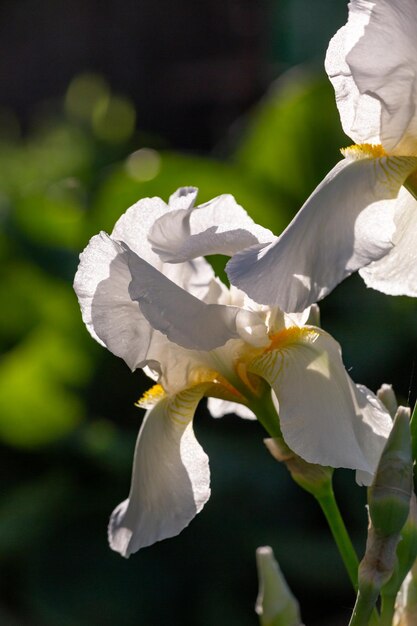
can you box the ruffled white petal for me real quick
[110,193,217,297]
[73,232,157,370]
[227,156,417,311]
[326,0,417,153]
[125,244,248,350]
[74,193,224,368]
[249,328,391,479]
[168,186,198,210]
[207,397,256,420]
[149,193,273,263]
[108,385,210,556]
[359,187,417,296]
[111,196,169,265]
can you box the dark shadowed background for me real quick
[1,1,416,625]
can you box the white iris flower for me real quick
[74,187,391,557]
[226,0,417,312]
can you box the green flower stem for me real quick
[250,392,360,591]
[349,586,380,626]
[316,487,359,590]
[410,401,417,489]
[379,594,396,626]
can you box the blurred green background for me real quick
[1,1,417,625]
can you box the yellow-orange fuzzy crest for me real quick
[135,384,166,409]
[341,143,387,160]
[266,326,319,353]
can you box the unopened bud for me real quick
[377,384,398,419]
[264,437,332,498]
[369,406,412,537]
[383,494,417,601]
[255,546,302,626]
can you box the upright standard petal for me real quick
[149,193,273,263]
[168,186,198,210]
[249,327,391,479]
[124,244,262,351]
[110,192,217,298]
[109,384,211,556]
[326,0,417,153]
[227,155,417,311]
[359,187,417,296]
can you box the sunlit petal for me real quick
[109,385,210,556]
[111,196,169,265]
[168,186,198,210]
[227,155,417,311]
[149,193,273,263]
[359,187,417,296]
[326,0,417,153]
[74,232,157,370]
[249,329,391,478]
[125,244,248,350]
[111,194,218,297]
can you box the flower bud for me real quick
[255,546,302,626]
[376,384,398,420]
[368,406,412,537]
[383,494,417,602]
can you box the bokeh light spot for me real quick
[92,96,136,143]
[125,148,161,181]
[65,73,110,122]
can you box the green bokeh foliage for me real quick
[1,67,416,625]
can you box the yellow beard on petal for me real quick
[266,326,319,353]
[135,384,166,409]
[341,143,417,199]
[341,143,387,160]
[137,366,249,413]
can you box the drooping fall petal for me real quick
[249,327,391,482]
[227,155,417,311]
[108,384,211,556]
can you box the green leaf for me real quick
[235,69,346,214]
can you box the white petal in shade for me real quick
[207,397,256,420]
[249,328,391,479]
[108,384,211,556]
[227,155,417,312]
[326,0,417,153]
[149,193,273,263]
[353,384,394,486]
[359,187,417,296]
[73,232,156,370]
[125,244,258,351]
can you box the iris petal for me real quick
[108,384,211,556]
[227,155,417,311]
[249,328,391,481]
[149,193,273,263]
[325,0,417,153]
